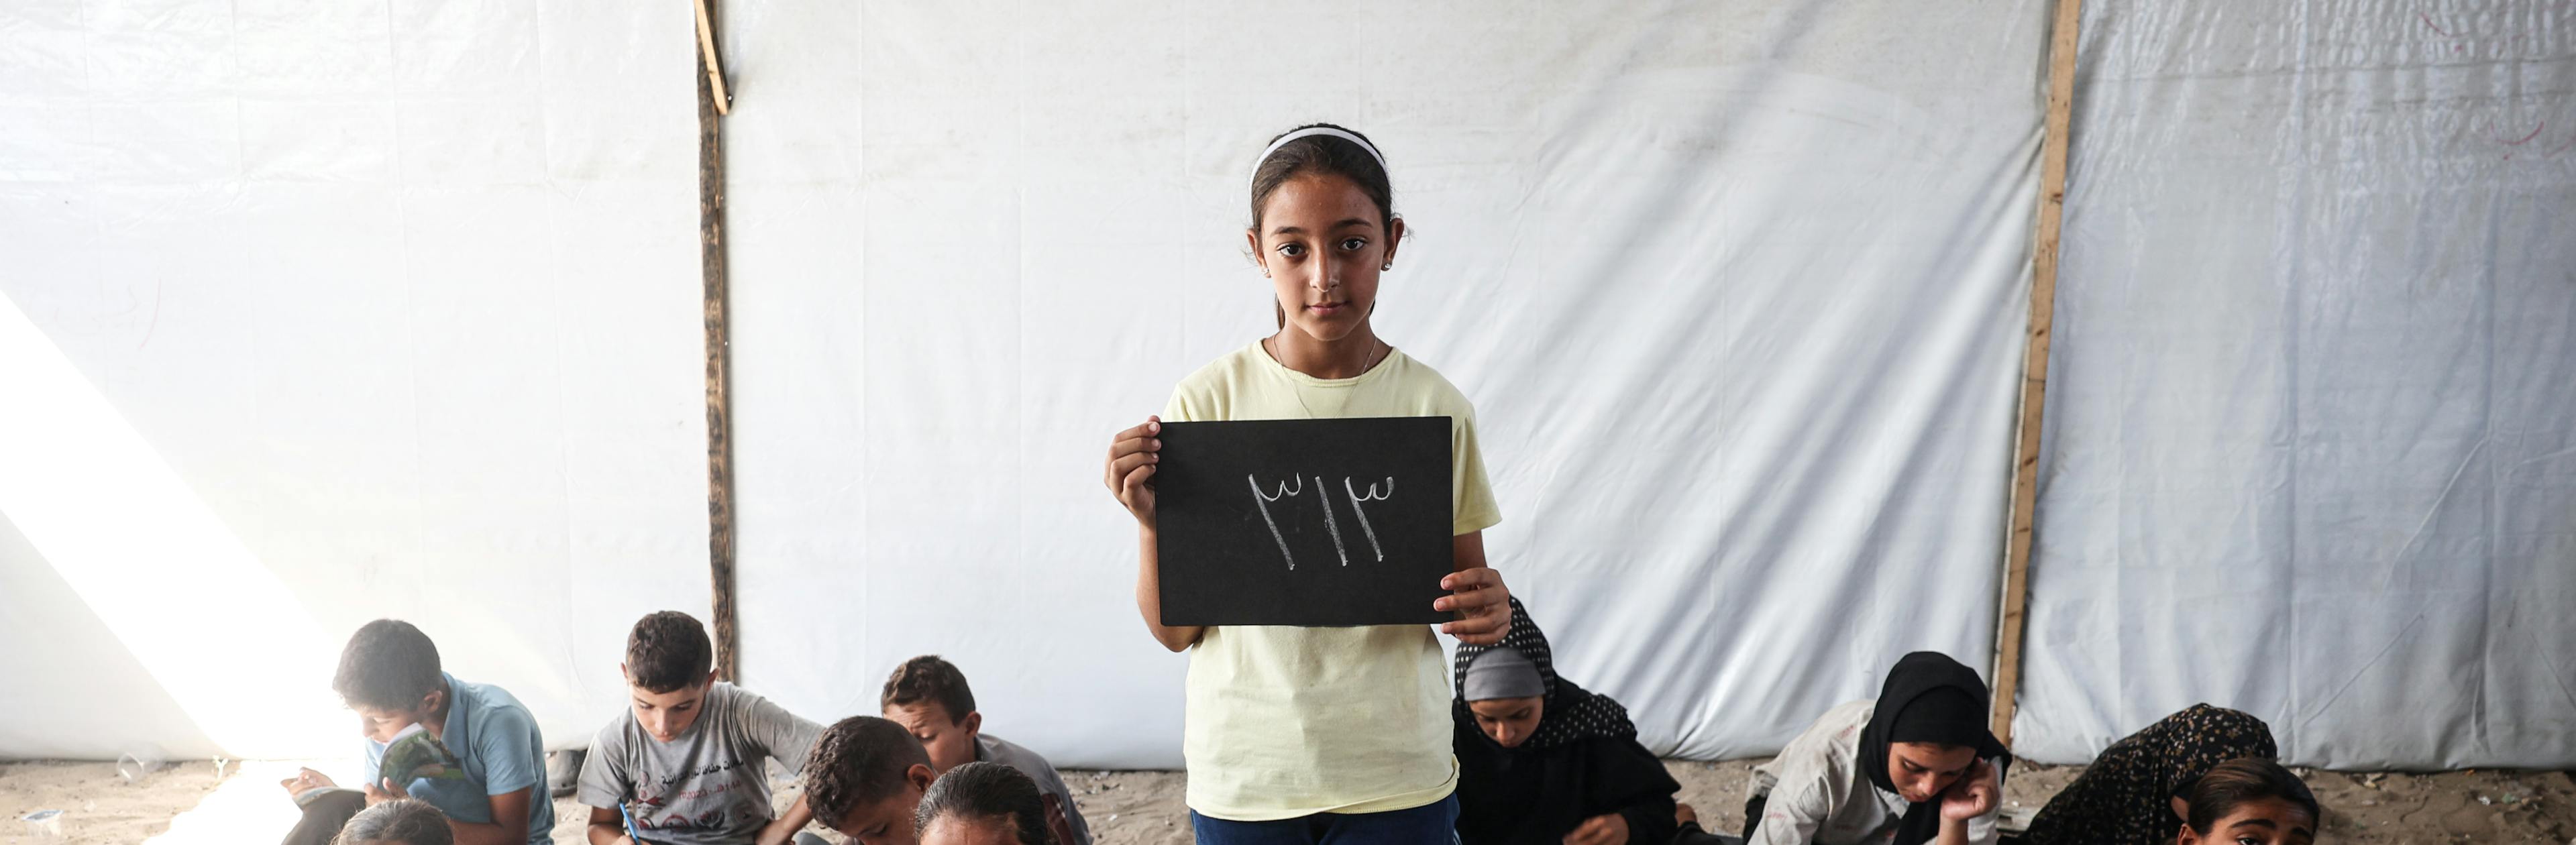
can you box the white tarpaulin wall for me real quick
[2013,2,2576,769]
[34,0,2570,775]
[0,1,710,760]
[1,0,2055,766]
[716,1,2047,769]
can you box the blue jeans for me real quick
[1190,794,1460,844]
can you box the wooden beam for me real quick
[1992,0,2085,746]
[698,0,737,683]
[694,0,731,116]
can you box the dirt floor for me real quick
[4,756,2573,843]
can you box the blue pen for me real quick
[619,803,645,844]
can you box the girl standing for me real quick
[1102,123,1514,844]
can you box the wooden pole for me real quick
[694,0,731,116]
[1992,0,2085,745]
[697,0,737,683]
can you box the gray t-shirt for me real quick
[977,733,1092,845]
[576,683,822,845]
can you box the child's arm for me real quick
[453,704,544,845]
[1108,416,1203,651]
[574,723,639,844]
[1934,758,2002,845]
[1134,524,1205,651]
[445,786,534,845]
[747,701,822,845]
[587,805,636,845]
[1743,768,1838,845]
[755,795,814,845]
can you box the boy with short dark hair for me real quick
[878,657,1091,845]
[802,716,940,845]
[576,610,822,845]
[278,619,555,845]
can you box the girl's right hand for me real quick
[1937,758,2000,821]
[1104,416,1161,527]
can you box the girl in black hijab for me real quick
[1453,598,1680,845]
[1743,652,2010,845]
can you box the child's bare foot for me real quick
[1676,802,1699,826]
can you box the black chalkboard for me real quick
[1155,417,1454,627]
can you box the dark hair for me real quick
[804,716,934,827]
[625,610,713,693]
[2184,758,2320,834]
[1248,123,1395,233]
[335,798,453,845]
[333,620,443,712]
[914,762,1053,845]
[881,655,977,724]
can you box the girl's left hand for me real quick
[1436,567,1511,644]
[1937,758,1999,821]
[1563,813,1628,845]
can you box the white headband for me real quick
[1251,127,1389,184]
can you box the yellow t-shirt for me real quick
[1163,340,1504,821]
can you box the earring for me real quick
[1381,263,1393,271]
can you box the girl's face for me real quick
[1248,172,1402,345]
[1886,741,1978,803]
[2178,797,2317,845]
[1466,695,1545,748]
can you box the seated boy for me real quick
[879,656,1091,845]
[576,610,822,845]
[802,716,940,845]
[278,618,556,845]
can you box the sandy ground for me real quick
[5,756,2573,844]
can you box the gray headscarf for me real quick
[1451,598,1638,748]
[1461,646,1547,701]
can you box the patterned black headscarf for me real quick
[1451,598,1636,748]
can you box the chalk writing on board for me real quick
[1246,473,1399,571]
[1247,474,1303,571]
[1344,477,1394,563]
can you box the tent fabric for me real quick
[715,1,2049,769]
[6,0,2567,773]
[1,0,2052,765]
[2012,0,2576,769]
[0,1,709,760]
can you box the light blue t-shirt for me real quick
[363,673,555,844]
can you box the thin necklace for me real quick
[1267,335,1389,420]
